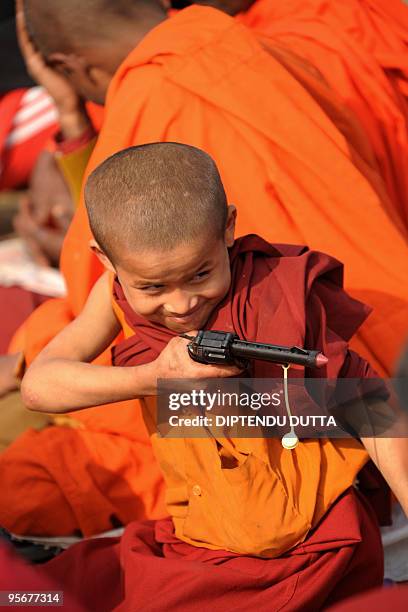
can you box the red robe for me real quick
[330,585,408,611]
[38,489,382,611]
[0,542,85,612]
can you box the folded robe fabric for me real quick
[3,5,407,536]
[238,0,408,235]
[0,542,85,612]
[42,488,383,612]
[330,584,408,612]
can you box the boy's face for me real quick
[108,207,236,333]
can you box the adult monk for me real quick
[0,0,407,536]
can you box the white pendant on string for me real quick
[281,364,299,450]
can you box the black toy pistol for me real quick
[182,330,328,369]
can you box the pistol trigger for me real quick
[179,333,196,341]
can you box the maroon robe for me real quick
[330,585,408,611]
[41,490,381,611]
[0,542,85,611]
[37,236,383,610]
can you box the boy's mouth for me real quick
[163,302,215,331]
[166,304,203,323]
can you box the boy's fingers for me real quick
[196,363,243,378]
[172,334,243,376]
[217,366,243,377]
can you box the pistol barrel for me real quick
[231,340,327,368]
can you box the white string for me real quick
[282,365,294,420]
[281,364,299,450]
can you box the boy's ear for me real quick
[89,239,115,273]
[224,205,237,248]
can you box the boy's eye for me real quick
[192,270,210,281]
[139,284,165,293]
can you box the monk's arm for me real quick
[21,273,156,412]
[360,401,408,516]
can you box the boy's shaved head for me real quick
[85,143,228,262]
[23,0,164,56]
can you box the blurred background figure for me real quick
[0,0,74,355]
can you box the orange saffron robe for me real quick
[238,0,408,235]
[3,6,407,535]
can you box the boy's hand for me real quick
[153,335,243,384]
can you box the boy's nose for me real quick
[164,292,199,316]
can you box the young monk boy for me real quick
[21,143,408,610]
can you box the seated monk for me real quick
[20,144,408,611]
[0,0,407,537]
[0,151,73,356]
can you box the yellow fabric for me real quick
[142,402,368,558]
[55,138,97,206]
